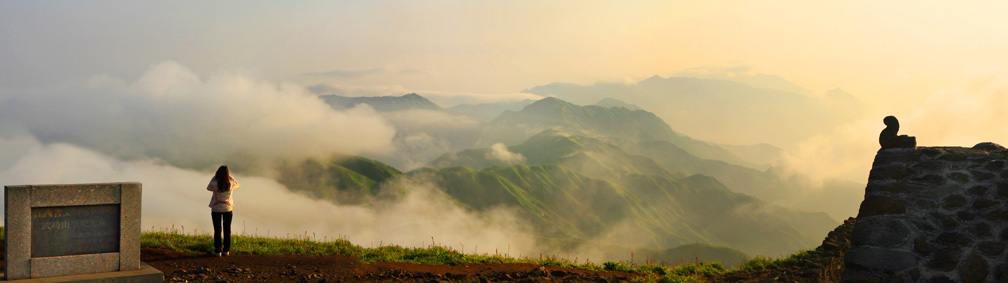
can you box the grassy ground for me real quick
[138,227,807,283]
[0,225,807,282]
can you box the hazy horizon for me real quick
[3,1,1008,260]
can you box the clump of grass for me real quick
[137,226,804,283]
[737,250,809,272]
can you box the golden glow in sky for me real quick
[3,1,1008,182]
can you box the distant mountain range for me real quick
[523,75,863,149]
[321,93,443,112]
[477,97,760,169]
[447,99,535,122]
[592,97,641,110]
[296,87,859,263]
[278,153,833,259]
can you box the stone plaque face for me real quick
[31,204,121,257]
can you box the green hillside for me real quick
[276,155,403,204]
[283,93,846,262]
[477,97,758,169]
[452,128,853,221]
[634,140,862,219]
[431,129,678,181]
[412,164,834,257]
[633,140,777,197]
[432,129,774,202]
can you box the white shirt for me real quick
[207,176,240,212]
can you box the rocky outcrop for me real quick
[841,145,1008,282]
[711,217,856,283]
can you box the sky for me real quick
[2,0,1008,251]
[5,1,1008,102]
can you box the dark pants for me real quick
[211,211,233,253]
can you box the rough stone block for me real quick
[857,195,908,217]
[994,263,1008,282]
[998,183,1008,198]
[912,160,946,172]
[913,237,932,256]
[967,185,989,196]
[924,275,956,283]
[978,241,1005,257]
[840,269,884,283]
[948,172,970,183]
[845,246,919,273]
[914,199,937,210]
[967,222,992,237]
[935,232,973,246]
[851,218,911,249]
[909,174,946,186]
[919,147,943,156]
[926,247,962,272]
[984,209,1008,222]
[969,170,995,181]
[929,212,959,229]
[959,253,989,283]
[841,146,1008,282]
[872,182,915,195]
[956,211,976,221]
[941,194,967,209]
[910,219,936,232]
[873,150,922,165]
[972,198,998,210]
[939,152,968,162]
[984,160,1006,171]
[869,165,915,180]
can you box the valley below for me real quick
[273,90,863,266]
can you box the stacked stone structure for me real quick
[842,144,1008,282]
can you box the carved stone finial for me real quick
[879,116,916,149]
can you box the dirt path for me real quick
[142,248,639,283]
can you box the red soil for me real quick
[141,248,639,282]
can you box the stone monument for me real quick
[841,144,1008,282]
[4,182,162,282]
[878,115,916,149]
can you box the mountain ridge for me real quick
[478,97,760,169]
[321,93,444,112]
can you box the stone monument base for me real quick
[2,262,162,282]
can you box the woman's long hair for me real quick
[214,165,231,192]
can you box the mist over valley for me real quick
[4,2,1008,270]
[0,62,870,266]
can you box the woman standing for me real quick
[207,165,240,256]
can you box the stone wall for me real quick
[841,145,1008,282]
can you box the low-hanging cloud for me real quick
[769,69,1008,219]
[779,69,1008,185]
[0,136,539,255]
[0,61,397,171]
[486,143,526,165]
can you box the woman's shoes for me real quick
[211,251,221,257]
[223,251,230,256]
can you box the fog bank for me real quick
[0,136,538,255]
[0,61,396,172]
